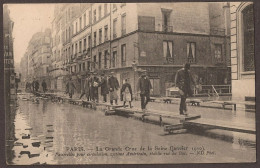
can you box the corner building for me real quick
[67,3,231,96]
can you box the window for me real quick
[121,14,126,36]
[89,11,92,25]
[112,49,117,68]
[79,41,82,53]
[99,5,102,20]
[214,44,222,63]
[94,32,97,47]
[68,47,71,60]
[104,50,108,68]
[84,13,86,27]
[99,28,102,44]
[104,4,108,15]
[75,43,78,54]
[104,25,108,41]
[83,38,86,51]
[93,9,96,23]
[71,44,74,56]
[76,22,78,33]
[87,61,90,70]
[113,18,117,39]
[80,17,82,30]
[121,44,126,67]
[79,64,81,72]
[98,52,102,69]
[88,35,91,49]
[163,41,173,63]
[93,55,96,69]
[243,4,254,72]
[83,62,86,71]
[187,42,196,63]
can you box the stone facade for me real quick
[229,2,255,100]
[50,3,231,96]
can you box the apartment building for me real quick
[20,29,52,90]
[229,2,255,100]
[4,5,16,101]
[60,3,231,96]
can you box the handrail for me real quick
[211,85,219,97]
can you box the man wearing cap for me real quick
[100,73,109,103]
[108,72,119,105]
[175,63,196,115]
[137,70,152,112]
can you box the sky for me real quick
[7,4,55,65]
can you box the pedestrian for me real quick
[92,72,100,103]
[80,73,90,100]
[89,72,94,101]
[121,79,133,108]
[79,74,86,99]
[42,80,47,93]
[31,80,35,92]
[108,72,119,105]
[175,63,196,115]
[35,80,39,92]
[25,81,30,91]
[137,70,152,112]
[100,73,109,103]
[67,77,76,98]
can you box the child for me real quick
[121,79,133,108]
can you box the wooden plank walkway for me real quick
[185,118,255,134]
[114,108,201,121]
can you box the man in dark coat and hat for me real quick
[175,63,197,115]
[100,73,109,103]
[137,70,152,112]
[108,72,119,105]
[42,80,47,93]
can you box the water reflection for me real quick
[11,97,256,164]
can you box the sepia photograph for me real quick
[3,2,256,165]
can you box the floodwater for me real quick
[10,95,256,165]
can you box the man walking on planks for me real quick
[137,70,152,112]
[175,63,196,115]
[108,72,119,105]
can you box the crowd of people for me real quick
[64,70,153,111]
[25,63,197,115]
[25,79,47,93]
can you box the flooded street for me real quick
[10,96,255,165]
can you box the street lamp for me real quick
[132,60,138,100]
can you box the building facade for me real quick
[4,5,16,101]
[229,2,255,100]
[50,4,84,91]
[20,29,52,91]
[64,3,231,97]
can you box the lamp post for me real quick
[132,60,137,100]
